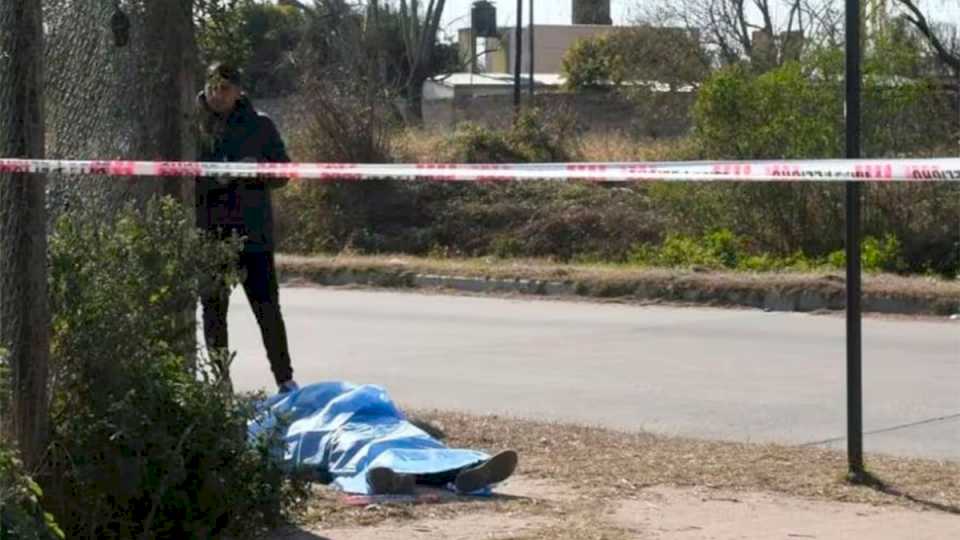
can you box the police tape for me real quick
[2,157,960,182]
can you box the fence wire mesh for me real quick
[43,0,196,217]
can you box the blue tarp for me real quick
[249,382,490,495]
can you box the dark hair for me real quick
[207,62,245,87]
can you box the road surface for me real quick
[224,287,959,461]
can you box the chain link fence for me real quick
[44,0,195,217]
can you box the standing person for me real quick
[196,62,298,394]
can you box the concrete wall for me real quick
[424,91,695,138]
[262,78,673,140]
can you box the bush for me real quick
[627,229,913,274]
[2,346,64,540]
[561,35,616,91]
[694,45,952,160]
[826,234,906,274]
[1,348,63,540]
[628,230,746,270]
[686,46,957,276]
[446,124,527,164]
[43,198,305,539]
[1,443,64,540]
[445,108,577,164]
[278,108,584,256]
[561,28,707,92]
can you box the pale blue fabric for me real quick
[249,382,489,494]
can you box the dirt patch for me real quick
[274,411,960,539]
[414,410,960,511]
[286,512,552,540]
[276,254,960,316]
[613,486,960,540]
[273,476,578,540]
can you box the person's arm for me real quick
[259,115,292,189]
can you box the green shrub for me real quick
[694,44,951,161]
[561,35,616,91]
[446,124,527,164]
[629,229,746,270]
[278,108,583,256]
[702,229,741,269]
[1,442,64,540]
[626,229,909,274]
[445,109,576,164]
[826,234,905,273]
[44,198,305,539]
[686,44,956,276]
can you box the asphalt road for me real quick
[225,287,960,461]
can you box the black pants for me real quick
[201,251,294,385]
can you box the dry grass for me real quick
[389,128,698,164]
[288,410,960,537]
[389,129,457,163]
[420,411,960,511]
[276,253,960,315]
[576,132,701,162]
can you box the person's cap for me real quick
[207,62,245,88]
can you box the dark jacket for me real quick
[195,94,290,252]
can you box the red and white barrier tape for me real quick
[2,158,960,182]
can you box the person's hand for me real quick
[238,156,266,186]
[217,157,256,185]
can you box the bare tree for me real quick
[0,0,50,469]
[397,0,447,121]
[641,0,835,70]
[283,0,447,121]
[895,0,960,77]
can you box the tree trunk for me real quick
[144,0,200,362]
[141,0,198,205]
[0,0,50,469]
[406,73,425,124]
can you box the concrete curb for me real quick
[279,265,960,318]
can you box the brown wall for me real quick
[424,91,695,138]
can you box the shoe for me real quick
[454,450,518,494]
[277,379,300,394]
[366,467,415,495]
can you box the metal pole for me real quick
[470,28,476,74]
[845,0,864,478]
[514,0,523,113]
[529,0,535,99]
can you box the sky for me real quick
[288,1,960,42]
[436,1,960,41]
[438,0,635,37]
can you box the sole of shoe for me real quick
[454,450,519,494]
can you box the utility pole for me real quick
[514,0,523,114]
[529,0,535,99]
[844,0,865,479]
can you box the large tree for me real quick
[142,0,199,206]
[641,0,840,71]
[0,0,50,469]
[396,0,447,121]
[562,26,711,91]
